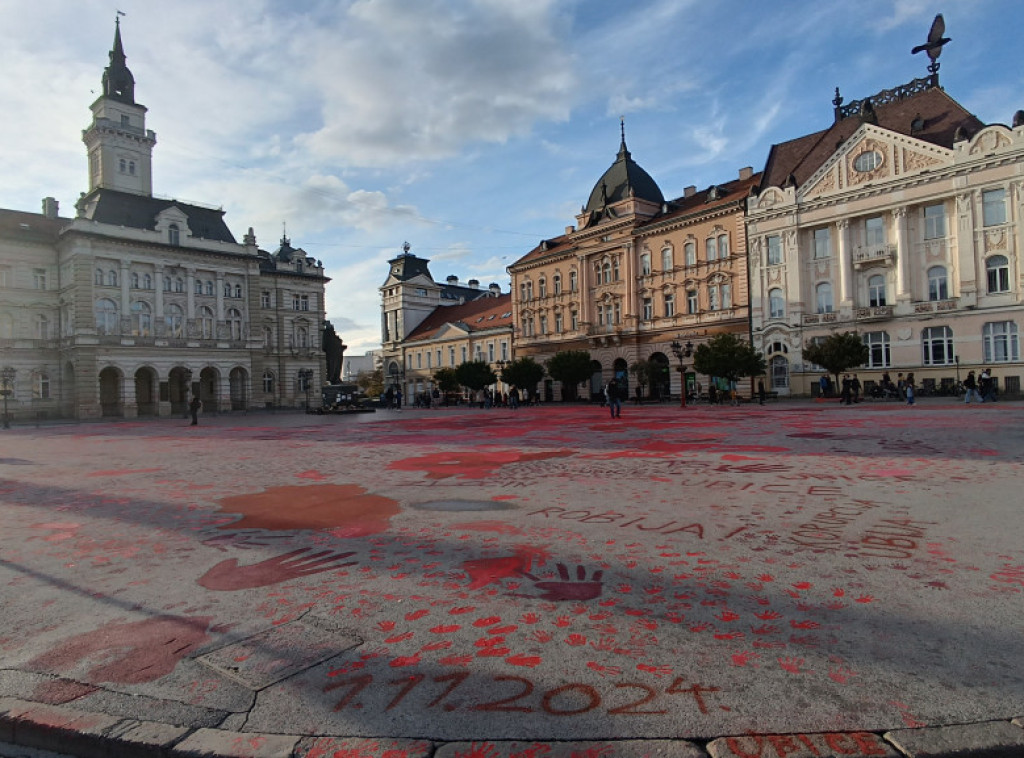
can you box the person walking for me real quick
[905,373,916,406]
[979,368,996,403]
[963,371,981,404]
[757,379,766,405]
[840,374,852,405]
[188,394,202,426]
[605,378,622,418]
[851,374,862,403]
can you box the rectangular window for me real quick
[300,295,309,311]
[709,286,719,311]
[686,289,698,314]
[983,321,1020,362]
[436,349,441,366]
[417,353,422,369]
[923,204,946,240]
[642,297,653,321]
[292,295,300,310]
[706,238,717,261]
[555,311,563,332]
[813,228,830,259]
[922,326,954,366]
[33,268,47,290]
[501,342,508,360]
[766,236,781,265]
[640,254,651,276]
[865,216,885,246]
[570,310,578,330]
[982,189,1006,227]
[449,347,455,366]
[461,346,467,363]
[488,342,495,361]
[863,331,891,368]
[664,293,675,318]
[34,373,50,400]
[721,283,731,309]
[662,248,673,271]
[426,352,432,368]
[685,242,696,266]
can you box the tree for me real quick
[802,331,869,389]
[433,367,461,395]
[629,359,655,400]
[356,368,384,398]
[692,332,766,383]
[500,357,545,396]
[454,360,497,393]
[546,350,592,401]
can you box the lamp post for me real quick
[182,368,193,419]
[670,339,694,408]
[1,367,15,429]
[298,368,314,410]
[954,355,960,384]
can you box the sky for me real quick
[2,0,1023,354]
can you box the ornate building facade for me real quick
[507,127,758,400]
[379,244,511,400]
[748,72,1024,396]
[0,21,329,421]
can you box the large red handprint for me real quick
[519,564,604,601]
[198,548,357,591]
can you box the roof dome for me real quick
[584,124,663,213]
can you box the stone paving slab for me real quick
[0,404,1023,756]
[435,740,707,757]
[885,721,1024,756]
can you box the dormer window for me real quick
[168,223,180,246]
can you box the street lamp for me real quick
[1,367,15,429]
[670,339,694,408]
[298,368,314,410]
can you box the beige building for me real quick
[379,244,511,401]
[507,128,759,400]
[748,69,1024,396]
[0,21,329,421]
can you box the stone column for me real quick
[836,219,852,305]
[216,273,225,320]
[154,265,164,318]
[186,268,196,319]
[579,255,592,326]
[894,206,911,301]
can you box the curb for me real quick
[2,698,1024,757]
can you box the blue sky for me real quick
[2,0,1022,353]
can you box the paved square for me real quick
[0,401,1022,746]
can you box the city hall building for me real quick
[0,22,328,420]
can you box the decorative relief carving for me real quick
[969,130,1011,154]
[893,206,907,220]
[902,148,942,172]
[985,229,1007,251]
[805,169,836,198]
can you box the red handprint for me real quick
[198,548,357,591]
[519,564,605,601]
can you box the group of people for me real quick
[383,386,537,410]
[962,368,998,404]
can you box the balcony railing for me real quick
[854,305,894,320]
[914,299,958,314]
[852,244,897,267]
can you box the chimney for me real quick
[565,225,575,235]
[446,275,459,284]
[488,283,501,296]
[684,186,696,198]
[42,197,59,218]
[738,166,753,181]
[467,279,480,288]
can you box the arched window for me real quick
[262,371,275,394]
[706,238,716,261]
[986,255,1010,293]
[168,223,180,246]
[130,301,152,336]
[570,271,578,292]
[198,306,215,339]
[928,266,948,301]
[526,281,533,300]
[684,241,696,266]
[922,326,953,366]
[131,272,140,288]
[164,303,184,337]
[661,246,673,272]
[34,314,49,339]
[194,279,203,295]
[95,269,104,285]
[601,262,611,284]
[815,282,833,313]
[717,234,729,259]
[174,278,184,293]
[868,275,887,307]
[770,355,789,390]
[538,277,547,298]
[143,274,152,289]
[640,252,652,276]
[94,298,118,334]
[234,284,242,299]
[227,308,243,340]
[769,288,785,319]
[553,273,562,295]
[107,270,118,287]
[205,280,214,296]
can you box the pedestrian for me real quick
[896,373,905,400]
[905,373,916,406]
[963,371,980,404]
[509,386,519,410]
[708,384,718,405]
[729,378,739,406]
[851,374,862,403]
[395,388,403,410]
[605,378,621,418]
[979,368,996,403]
[757,379,766,405]
[819,374,829,398]
[840,374,852,405]
[188,394,202,426]
[385,386,394,409]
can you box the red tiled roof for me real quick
[762,85,983,189]
[404,293,513,343]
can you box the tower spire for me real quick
[102,14,135,103]
[618,116,630,159]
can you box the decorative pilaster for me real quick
[836,219,852,304]
[894,207,911,300]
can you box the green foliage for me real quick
[433,367,461,394]
[355,368,384,398]
[692,332,766,382]
[545,350,593,400]
[802,331,869,385]
[500,357,545,391]
[629,360,655,390]
[454,360,497,392]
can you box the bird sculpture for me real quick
[911,14,951,61]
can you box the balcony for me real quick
[852,244,897,268]
[854,306,894,321]
[802,312,838,326]
[914,299,958,314]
